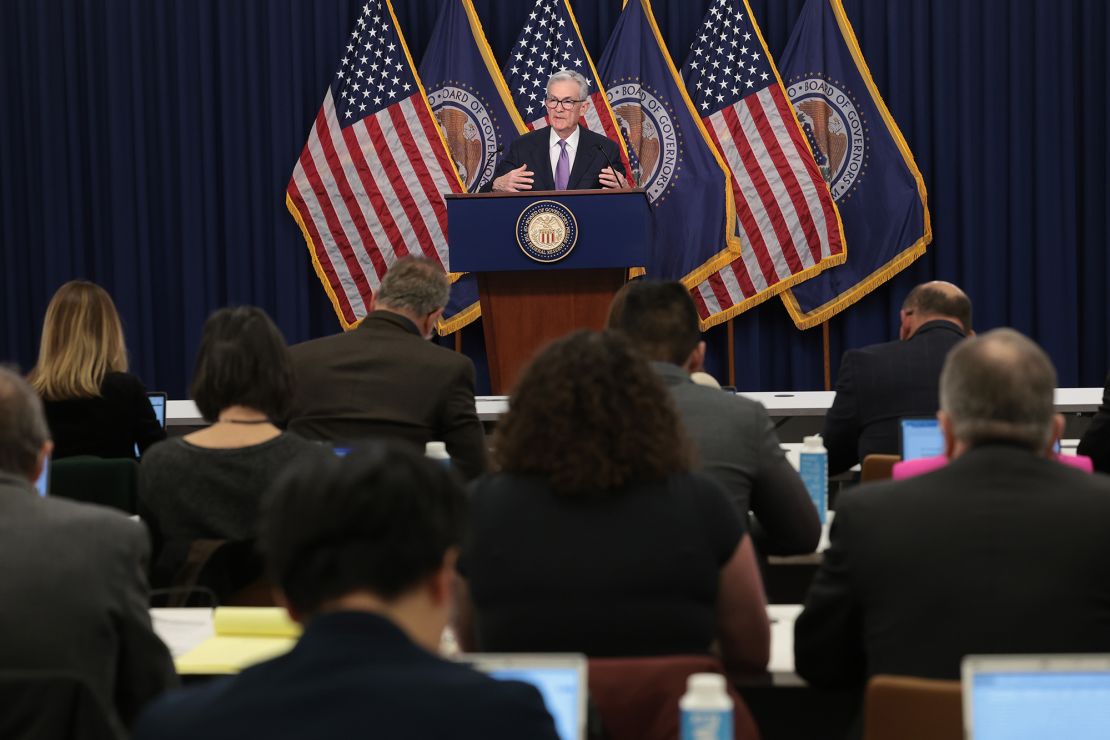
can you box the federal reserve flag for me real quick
[286,0,463,330]
[597,0,740,284]
[779,0,931,329]
[503,0,633,180]
[682,0,845,329]
[419,0,527,333]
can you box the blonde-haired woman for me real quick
[29,280,165,459]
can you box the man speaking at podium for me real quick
[484,70,629,192]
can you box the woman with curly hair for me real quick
[455,330,769,673]
[29,280,165,459]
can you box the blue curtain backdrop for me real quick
[3,0,1108,398]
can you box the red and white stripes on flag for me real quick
[681,0,844,329]
[694,85,843,323]
[286,0,463,330]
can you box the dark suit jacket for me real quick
[0,472,177,730]
[481,125,626,192]
[652,362,820,556]
[794,444,1110,686]
[1078,372,1110,474]
[823,320,967,474]
[134,611,560,740]
[287,310,487,480]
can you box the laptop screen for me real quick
[147,392,167,429]
[34,450,50,497]
[964,656,1110,739]
[463,654,586,740]
[900,417,944,461]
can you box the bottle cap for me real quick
[686,673,727,694]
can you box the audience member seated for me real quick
[134,444,560,740]
[823,281,971,474]
[608,281,820,556]
[1077,372,1110,474]
[29,280,165,459]
[139,307,325,592]
[795,329,1110,688]
[456,331,770,673]
[0,367,176,732]
[286,258,487,480]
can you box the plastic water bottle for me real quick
[680,673,733,740]
[424,441,452,469]
[799,434,828,524]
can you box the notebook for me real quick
[963,654,1110,739]
[174,607,300,674]
[461,654,587,740]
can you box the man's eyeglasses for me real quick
[545,97,584,110]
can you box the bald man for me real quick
[823,282,972,474]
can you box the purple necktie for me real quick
[555,140,569,190]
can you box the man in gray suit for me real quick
[0,367,176,731]
[608,282,820,555]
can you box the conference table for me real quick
[150,604,806,686]
[165,387,1103,427]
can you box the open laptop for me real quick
[460,654,587,740]
[147,391,167,428]
[899,417,944,461]
[34,449,51,497]
[135,392,168,457]
[963,654,1110,739]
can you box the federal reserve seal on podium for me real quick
[515,200,579,263]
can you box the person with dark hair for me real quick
[609,281,820,556]
[456,331,770,672]
[0,367,176,732]
[796,329,1110,687]
[286,257,487,480]
[138,307,324,585]
[134,445,559,740]
[30,279,165,459]
[823,280,972,474]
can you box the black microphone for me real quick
[595,143,628,189]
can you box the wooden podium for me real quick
[446,189,650,394]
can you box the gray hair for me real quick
[0,366,51,477]
[939,329,1056,451]
[546,70,589,100]
[375,258,450,316]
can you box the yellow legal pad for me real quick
[175,607,302,675]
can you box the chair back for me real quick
[155,538,272,608]
[0,670,121,740]
[860,454,901,483]
[588,655,759,740]
[863,674,962,740]
[49,456,139,514]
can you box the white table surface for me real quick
[152,605,805,682]
[166,387,1103,426]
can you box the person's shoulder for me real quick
[140,436,188,463]
[426,664,555,734]
[578,125,614,147]
[32,494,145,547]
[101,371,148,395]
[133,678,237,740]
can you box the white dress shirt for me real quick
[548,126,580,184]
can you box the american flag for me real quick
[681,0,845,328]
[502,0,633,178]
[286,0,463,329]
